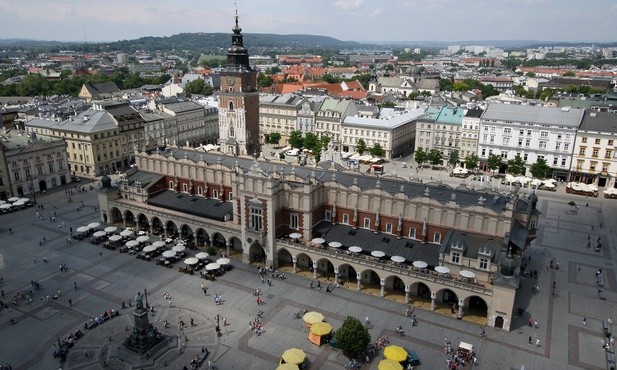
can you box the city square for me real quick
[0,169,614,370]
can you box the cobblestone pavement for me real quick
[0,166,614,369]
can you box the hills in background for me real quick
[0,33,616,52]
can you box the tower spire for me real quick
[234,0,239,28]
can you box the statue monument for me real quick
[123,290,164,354]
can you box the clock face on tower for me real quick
[227,76,235,86]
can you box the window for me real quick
[408,227,416,239]
[58,162,64,170]
[213,190,219,199]
[518,139,523,146]
[606,149,613,159]
[525,139,531,147]
[325,210,332,221]
[13,171,20,181]
[197,186,203,195]
[169,181,174,189]
[501,151,508,159]
[595,138,601,144]
[25,168,31,178]
[581,137,588,143]
[609,140,614,146]
[451,252,460,263]
[519,129,524,135]
[363,218,370,229]
[290,214,299,230]
[602,163,610,172]
[343,214,349,224]
[229,126,235,137]
[579,147,586,155]
[590,161,597,171]
[228,101,234,110]
[564,143,570,151]
[527,130,532,136]
[386,223,393,233]
[502,137,510,145]
[249,207,263,231]
[592,148,599,157]
[433,232,441,243]
[523,153,528,161]
[182,183,188,192]
[229,192,233,200]
[555,142,561,151]
[561,158,566,166]
[503,127,511,134]
[479,258,488,270]
[553,158,558,165]
[540,131,548,138]
[539,141,547,149]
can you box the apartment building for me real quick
[259,94,305,145]
[460,108,483,162]
[315,98,358,146]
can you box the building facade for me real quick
[217,15,260,157]
[315,98,358,147]
[478,104,584,179]
[570,110,617,187]
[98,147,538,332]
[432,107,465,166]
[26,101,147,177]
[259,94,304,145]
[0,130,70,197]
[460,108,483,163]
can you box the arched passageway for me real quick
[248,242,266,264]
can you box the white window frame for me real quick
[290,214,299,230]
[434,232,441,243]
[363,218,371,229]
[385,223,393,233]
[408,227,416,239]
[325,210,332,221]
[343,214,350,224]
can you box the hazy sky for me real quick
[1,0,616,43]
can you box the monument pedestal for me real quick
[124,308,164,354]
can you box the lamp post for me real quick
[215,314,221,337]
[27,175,37,204]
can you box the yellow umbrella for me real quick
[281,348,306,365]
[378,359,404,370]
[302,311,324,325]
[310,321,333,336]
[383,345,408,362]
[276,364,299,370]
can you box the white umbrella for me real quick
[311,237,326,244]
[76,226,90,233]
[460,270,476,279]
[348,246,362,253]
[328,241,342,248]
[413,261,428,269]
[206,263,221,271]
[195,252,210,259]
[371,250,385,258]
[152,241,166,248]
[104,226,117,233]
[19,198,30,203]
[435,266,450,274]
[7,197,20,203]
[217,257,230,265]
[162,250,176,258]
[176,239,186,245]
[12,200,25,207]
[109,235,122,242]
[88,222,100,229]
[289,233,302,239]
[143,245,157,253]
[93,231,106,238]
[172,245,186,252]
[126,240,139,248]
[136,235,150,243]
[0,200,5,205]
[0,204,12,210]
[391,256,406,263]
[120,229,133,237]
[184,257,199,265]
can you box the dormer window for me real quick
[229,101,234,110]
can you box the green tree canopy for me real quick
[414,148,427,166]
[356,139,367,155]
[257,73,273,88]
[183,78,213,96]
[335,316,371,360]
[448,150,460,167]
[507,155,526,176]
[288,130,304,149]
[369,143,383,157]
[303,132,319,151]
[530,158,550,179]
[427,149,443,166]
[487,153,502,174]
[464,153,479,171]
[268,132,281,145]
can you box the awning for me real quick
[459,341,474,351]
[152,241,166,248]
[120,230,133,237]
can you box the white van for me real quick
[286,148,300,156]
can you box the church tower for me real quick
[218,9,260,157]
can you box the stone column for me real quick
[122,215,126,228]
[193,231,198,247]
[149,223,153,234]
[457,299,464,318]
[380,279,385,297]
[292,258,297,274]
[226,240,232,257]
[431,291,436,310]
[404,284,411,304]
[334,267,339,285]
[356,272,362,291]
[312,261,318,279]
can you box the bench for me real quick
[600,289,607,300]
[185,348,209,369]
[604,320,612,337]
[606,351,614,366]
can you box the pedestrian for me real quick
[528,318,532,327]
[223,317,227,326]
[128,299,132,307]
[33,257,37,264]
[43,256,48,263]
[534,320,538,329]
[528,336,532,345]
[190,317,195,326]
[122,301,126,309]
[99,252,103,258]
[9,227,12,234]
[583,317,587,326]
[536,339,540,347]
[169,299,172,308]
[68,299,72,306]
[1,290,4,298]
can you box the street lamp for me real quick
[27,175,37,204]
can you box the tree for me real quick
[487,154,502,175]
[464,153,479,172]
[257,73,273,88]
[414,148,427,166]
[268,132,281,145]
[356,139,367,155]
[427,149,443,167]
[303,132,318,152]
[320,135,331,150]
[507,155,526,176]
[448,150,460,167]
[563,71,576,77]
[335,316,371,360]
[439,78,453,91]
[369,143,384,157]
[183,78,213,95]
[530,158,550,179]
[288,131,304,149]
